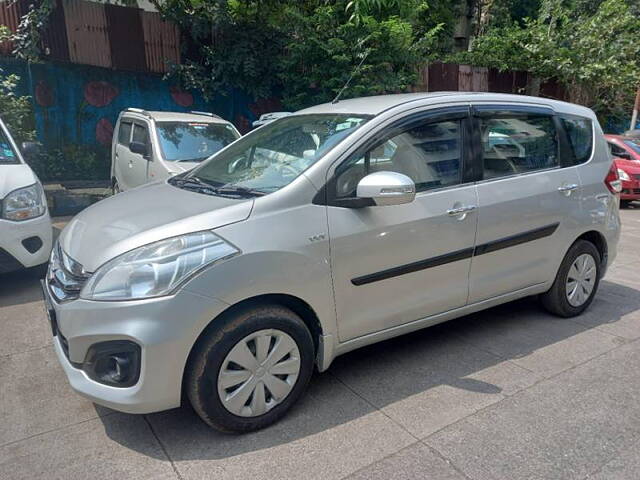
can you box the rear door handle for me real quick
[447,205,477,216]
[558,184,578,195]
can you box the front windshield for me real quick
[0,127,19,165]
[156,121,239,163]
[623,139,640,155]
[185,113,371,193]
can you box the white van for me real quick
[0,118,52,274]
[111,109,241,192]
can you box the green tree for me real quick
[455,0,640,118]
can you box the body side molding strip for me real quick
[351,222,560,286]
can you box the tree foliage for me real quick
[456,0,640,117]
[0,57,35,144]
[154,0,447,109]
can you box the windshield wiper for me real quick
[211,185,267,197]
[170,176,265,197]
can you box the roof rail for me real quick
[190,110,222,119]
[124,107,151,117]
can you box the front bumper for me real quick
[0,212,52,272]
[44,282,229,414]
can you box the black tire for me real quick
[540,240,601,317]
[185,304,314,433]
[620,199,631,208]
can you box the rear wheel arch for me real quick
[574,230,607,270]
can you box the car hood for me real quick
[614,158,640,174]
[0,164,38,198]
[59,181,254,272]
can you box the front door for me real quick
[116,121,149,190]
[327,108,479,342]
[467,104,582,303]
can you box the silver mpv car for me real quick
[45,93,621,432]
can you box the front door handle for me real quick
[558,184,578,196]
[447,205,477,217]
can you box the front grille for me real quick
[634,174,640,180]
[46,242,91,302]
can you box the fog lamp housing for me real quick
[82,341,141,388]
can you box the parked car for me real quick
[111,109,241,192]
[45,93,620,433]
[0,118,52,275]
[605,134,640,207]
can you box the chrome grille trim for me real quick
[46,242,91,302]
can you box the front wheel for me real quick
[620,199,631,209]
[540,240,601,317]
[185,304,315,433]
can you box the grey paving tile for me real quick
[346,442,468,480]
[587,439,640,480]
[0,414,176,480]
[0,273,51,357]
[449,298,623,378]
[331,320,540,439]
[425,339,640,480]
[0,346,108,446]
[147,374,415,480]
[571,291,640,340]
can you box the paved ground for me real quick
[2,208,640,480]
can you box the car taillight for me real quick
[605,162,622,194]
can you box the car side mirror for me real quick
[21,141,42,162]
[129,141,149,158]
[356,171,416,206]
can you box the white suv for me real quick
[111,109,240,192]
[0,118,52,274]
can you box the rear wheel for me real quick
[540,240,601,317]
[185,304,314,433]
[620,199,631,208]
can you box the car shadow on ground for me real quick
[96,278,640,461]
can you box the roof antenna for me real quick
[332,49,370,104]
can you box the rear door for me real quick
[468,104,582,303]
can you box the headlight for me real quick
[617,168,631,181]
[2,183,46,221]
[80,231,239,301]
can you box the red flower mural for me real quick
[96,117,114,146]
[170,86,194,107]
[84,81,119,107]
[35,81,54,108]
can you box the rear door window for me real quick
[560,115,593,164]
[479,114,559,180]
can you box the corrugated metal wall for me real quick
[418,63,568,101]
[1,0,179,73]
[64,0,111,68]
[141,11,179,73]
[105,4,146,72]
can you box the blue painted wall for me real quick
[0,57,267,149]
